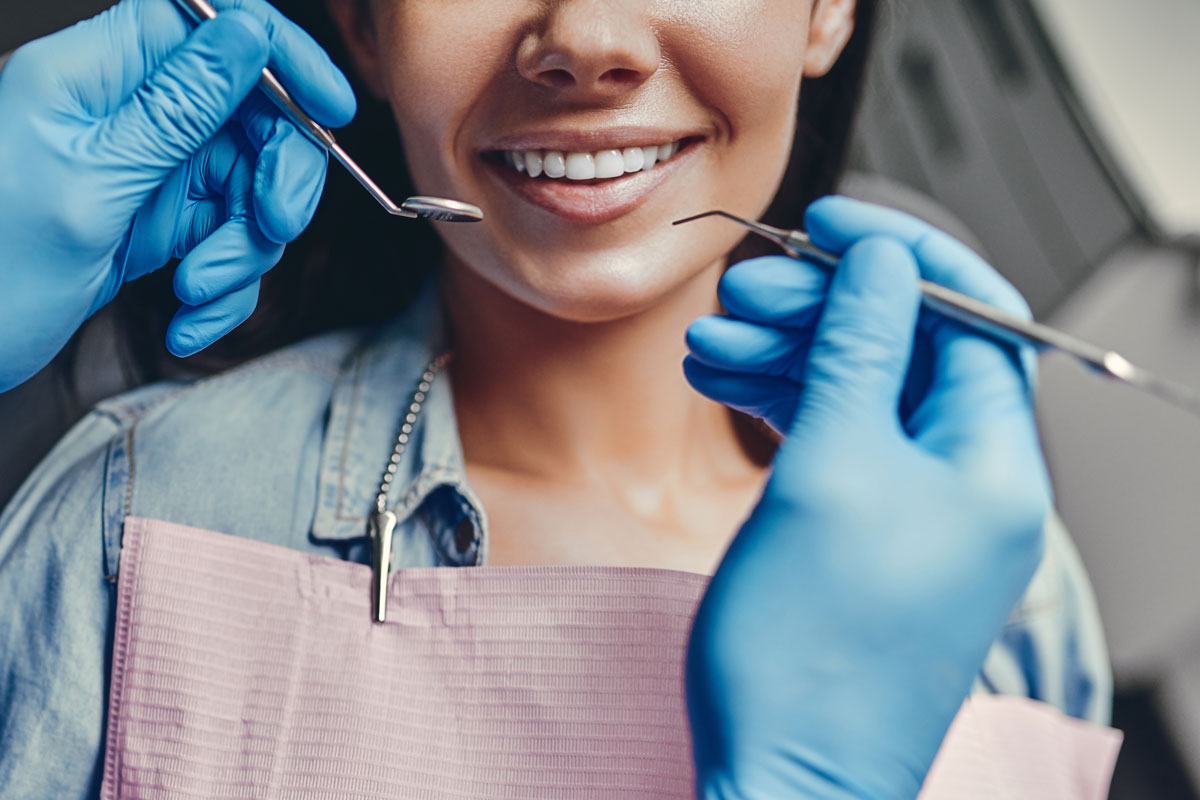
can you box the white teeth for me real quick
[524,150,543,178]
[543,150,567,179]
[595,150,624,179]
[565,152,595,180]
[500,140,686,180]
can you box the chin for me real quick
[489,249,719,324]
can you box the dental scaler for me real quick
[675,210,1200,419]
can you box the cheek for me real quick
[371,4,518,184]
[665,0,811,111]
[667,1,811,192]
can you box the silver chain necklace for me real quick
[368,353,452,623]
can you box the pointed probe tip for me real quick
[673,210,738,226]
[673,212,710,226]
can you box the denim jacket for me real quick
[0,289,1112,798]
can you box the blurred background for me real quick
[3,0,1199,796]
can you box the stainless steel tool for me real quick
[675,210,1200,418]
[171,0,483,223]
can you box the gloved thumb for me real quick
[791,236,922,434]
[95,11,269,182]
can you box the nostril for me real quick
[602,68,641,85]
[538,69,575,89]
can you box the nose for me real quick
[516,0,661,102]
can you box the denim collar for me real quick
[310,282,487,565]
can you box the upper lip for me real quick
[484,126,708,154]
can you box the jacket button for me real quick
[454,518,475,553]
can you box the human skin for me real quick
[327,0,857,571]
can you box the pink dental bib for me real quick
[101,517,1120,799]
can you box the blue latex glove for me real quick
[685,197,1050,799]
[0,0,356,391]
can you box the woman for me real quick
[0,0,1109,796]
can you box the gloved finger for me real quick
[686,316,814,382]
[176,197,227,255]
[119,164,191,284]
[718,256,828,327]
[683,357,800,435]
[792,237,921,432]
[231,94,326,244]
[174,128,282,304]
[174,125,285,303]
[236,92,328,243]
[235,91,283,152]
[166,278,262,356]
[211,0,356,127]
[95,11,270,179]
[254,119,328,243]
[805,195,1029,320]
[173,217,284,307]
[187,124,246,206]
[185,113,321,246]
[173,127,246,259]
[121,122,265,288]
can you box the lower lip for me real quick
[482,145,697,225]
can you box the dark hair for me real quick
[117,0,881,379]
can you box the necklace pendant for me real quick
[369,509,399,623]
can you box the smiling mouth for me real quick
[482,137,703,224]
[491,138,691,181]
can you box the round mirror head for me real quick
[400,197,484,223]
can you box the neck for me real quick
[443,258,757,490]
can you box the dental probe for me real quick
[170,0,483,223]
[675,210,1200,419]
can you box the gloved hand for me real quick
[684,197,1050,799]
[0,0,356,392]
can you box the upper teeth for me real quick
[503,141,683,180]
